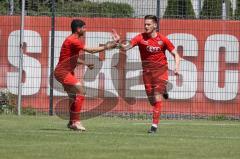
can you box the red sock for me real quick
[152,101,162,126]
[70,95,85,122]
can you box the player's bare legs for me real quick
[143,68,167,133]
[64,82,86,131]
[147,92,164,133]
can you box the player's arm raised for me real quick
[111,29,134,51]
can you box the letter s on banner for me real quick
[7,30,42,95]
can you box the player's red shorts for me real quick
[142,64,168,95]
[54,70,79,86]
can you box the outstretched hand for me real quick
[111,29,120,42]
[102,29,121,50]
[104,41,118,49]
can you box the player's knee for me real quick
[75,82,86,95]
[154,94,163,102]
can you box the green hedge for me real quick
[97,2,134,18]
[0,0,8,15]
[163,0,195,19]
[0,0,134,17]
[200,0,233,19]
[55,1,134,17]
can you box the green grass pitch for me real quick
[0,115,240,159]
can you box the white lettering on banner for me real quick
[167,33,198,99]
[5,30,239,101]
[125,32,147,98]
[204,34,239,100]
[7,30,41,95]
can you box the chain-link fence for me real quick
[2,0,240,19]
[0,0,240,120]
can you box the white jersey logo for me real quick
[146,46,161,53]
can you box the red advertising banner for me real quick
[0,16,239,116]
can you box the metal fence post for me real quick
[49,0,56,116]
[17,0,25,116]
[156,0,161,32]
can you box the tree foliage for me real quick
[200,0,233,19]
[0,0,134,17]
[235,0,240,19]
[163,0,195,19]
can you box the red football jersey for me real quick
[56,35,85,72]
[130,33,175,68]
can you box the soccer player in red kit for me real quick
[54,19,117,131]
[115,15,180,133]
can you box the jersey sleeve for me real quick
[163,37,175,52]
[72,38,85,51]
[130,34,142,47]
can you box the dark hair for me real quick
[144,15,158,23]
[71,19,86,33]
